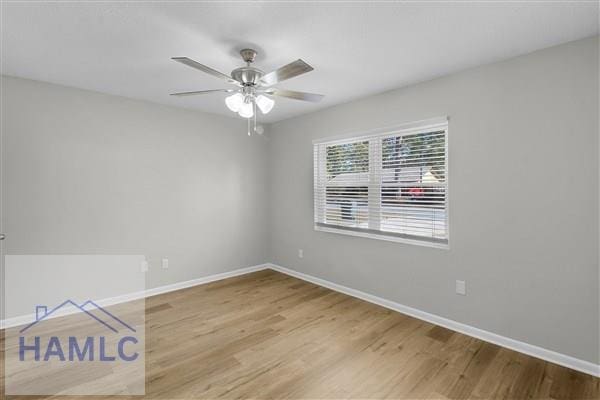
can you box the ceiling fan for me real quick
[170,48,324,134]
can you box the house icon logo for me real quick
[19,300,139,362]
[20,300,137,334]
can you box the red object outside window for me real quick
[408,187,424,197]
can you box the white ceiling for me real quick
[2,2,598,123]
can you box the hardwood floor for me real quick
[2,269,599,399]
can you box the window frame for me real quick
[313,117,449,249]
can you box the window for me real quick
[313,118,448,248]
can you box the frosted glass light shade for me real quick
[255,95,275,114]
[238,101,254,118]
[225,93,244,112]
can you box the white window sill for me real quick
[314,224,449,250]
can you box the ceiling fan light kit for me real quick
[255,95,274,114]
[237,100,254,118]
[225,92,244,112]
[171,48,323,135]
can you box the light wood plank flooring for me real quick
[2,269,599,399]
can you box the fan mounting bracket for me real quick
[240,48,257,64]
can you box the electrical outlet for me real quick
[140,260,149,273]
[162,258,169,269]
[455,280,466,295]
[298,249,303,259]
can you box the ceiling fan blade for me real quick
[172,57,240,86]
[259,59,314,87]
[266,88,324,102]
[170,89,234,97]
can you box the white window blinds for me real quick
[313,119,448,247]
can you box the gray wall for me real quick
[268,37,599,364]
[2,37,598,365]
[1,76,269,291]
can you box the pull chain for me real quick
[245,98,258,136]
[253,100,257,134]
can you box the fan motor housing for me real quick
[231,66,264,86]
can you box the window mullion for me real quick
[368,139,382,230]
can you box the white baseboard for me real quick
[267,263,600,378]
[0,263,270,330]
[3,261,597,377]
[141,264,269,298]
